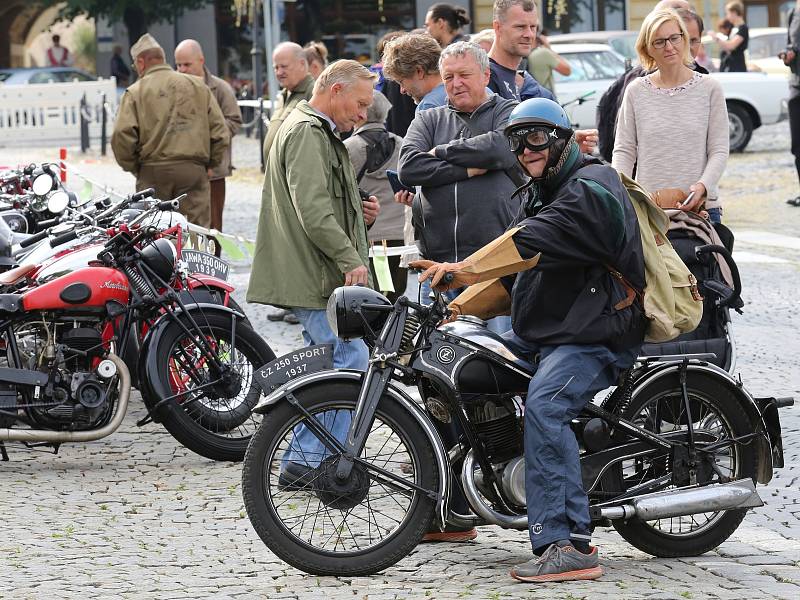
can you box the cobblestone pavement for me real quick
[2,125,800,599]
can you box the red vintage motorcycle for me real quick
[0,199,274,462]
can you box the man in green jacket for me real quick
[247,60,380,478]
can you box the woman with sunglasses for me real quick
[612,9,729,223]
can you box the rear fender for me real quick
[631,361,776,483]
[255,369,450,529]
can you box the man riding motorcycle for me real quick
[413,98,646,582]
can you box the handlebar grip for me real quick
[37,218,59,229]
[49,229,79,248]
[18,229,48,249]
[131,188,155,202]
[157,200,180,211]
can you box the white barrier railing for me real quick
[0,79,118,146]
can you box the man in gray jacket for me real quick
[398,41,523,310]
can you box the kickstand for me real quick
[0,442,9,461]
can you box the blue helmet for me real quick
[504,98,572,137]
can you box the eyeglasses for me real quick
[652,33,684,49]
[508,126,560,154]
[689,38,702,47]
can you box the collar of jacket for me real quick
[283,74,315,100]
[446,92,498,118]
[295,100,340,137]
[142,63,172,77]
[202,65,216,87]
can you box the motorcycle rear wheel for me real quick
[612,374,758,557]
[242,382,439,575]
[152,312,275,461]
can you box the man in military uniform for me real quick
[174,39,242,231]
[111,33,229,228]
[263,42,315,162]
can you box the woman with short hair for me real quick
[612,9,729,223]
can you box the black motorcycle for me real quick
[241,264,791,576]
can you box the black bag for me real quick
[354,129,396,183]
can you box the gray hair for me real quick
[492,0,535,22]
[438,41,489,74]
[273,41,307,63]
[313,59,378,94]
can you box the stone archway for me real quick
[0,2,51,68]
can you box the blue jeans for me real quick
[502,332,638,552]
[419,279,512,335]
[707,207,722,224]
[282,308,369,467]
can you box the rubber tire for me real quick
[612,374,758,557]
[727,103,753,153]
[152,312,275,462]
[242,382,439,575]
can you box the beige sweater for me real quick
[612,72,729,209]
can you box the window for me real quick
[29,72,59,84]
[544,0,626,33]
[554,51,625,82]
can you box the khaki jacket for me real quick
[247,101,372,309]
[262,74,314,163]
[111,64,229,175]
[205,66,242,179]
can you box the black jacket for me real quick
[505,153,646,350]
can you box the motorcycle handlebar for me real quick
[157,200,180,211]
[49,229,79,248]
[695,244,742,307]
[37,218,60,229]
[18,229,49,249]
[131,188,155,202]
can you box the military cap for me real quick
[130,33,163,60]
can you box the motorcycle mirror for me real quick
[47,190,70,214]
[32,173,54,197]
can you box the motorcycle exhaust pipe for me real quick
[0,354,131,443]
[461,450,528,529]
[599,478,763,521]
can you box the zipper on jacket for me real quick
[453,181,459,262]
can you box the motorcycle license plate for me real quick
[181,250,230,281]
[255,344,334,394]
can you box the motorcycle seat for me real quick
[0,264,35,286]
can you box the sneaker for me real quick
[277,461,317,491]
[510,540,602,583]
[283,312,300,325]
[268,309,289,322]
[421,526,477,543]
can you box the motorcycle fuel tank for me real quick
[437,317,532,394]
[22,266,130,312]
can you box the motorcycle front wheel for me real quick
[151,312,275,461]
[612,373,758,557]
[242,382,439,575]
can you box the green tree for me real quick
[41,1,212,49]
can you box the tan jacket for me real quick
[262,74,314,163]
[111,64,229,175]
[204,66,242,180]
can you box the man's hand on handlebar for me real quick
[409,259,479,291]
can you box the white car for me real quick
[549,43,789,152]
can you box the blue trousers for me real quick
[419,279,512,335]
[282,308,368,467]
[503,332,638,551]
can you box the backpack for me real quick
[615,173,703,343]
[354,129,396,183]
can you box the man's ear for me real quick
[330,82,343,96]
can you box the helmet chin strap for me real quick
[539,133,577,184]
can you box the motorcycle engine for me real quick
[13,319,114,431]
[462,393,524,463]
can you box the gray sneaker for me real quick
[510,540,602,583]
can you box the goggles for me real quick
[507,125,561,154]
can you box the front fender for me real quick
[631,361,776,484]
[138,303,246,417]
[255,369,451,529]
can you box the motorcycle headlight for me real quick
[1,211,27,233]
[140,238,177,282]
[326,286,392,340]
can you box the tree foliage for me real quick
[41,1,212,48]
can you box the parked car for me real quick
[550,31,639,65]
[703,27,789,76]
[0,67,124,102]
[0,67,98,84]
[550,43,788,152]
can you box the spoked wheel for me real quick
[613,374,758,557]
[152,312,275,461]
[242,382,439,575]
